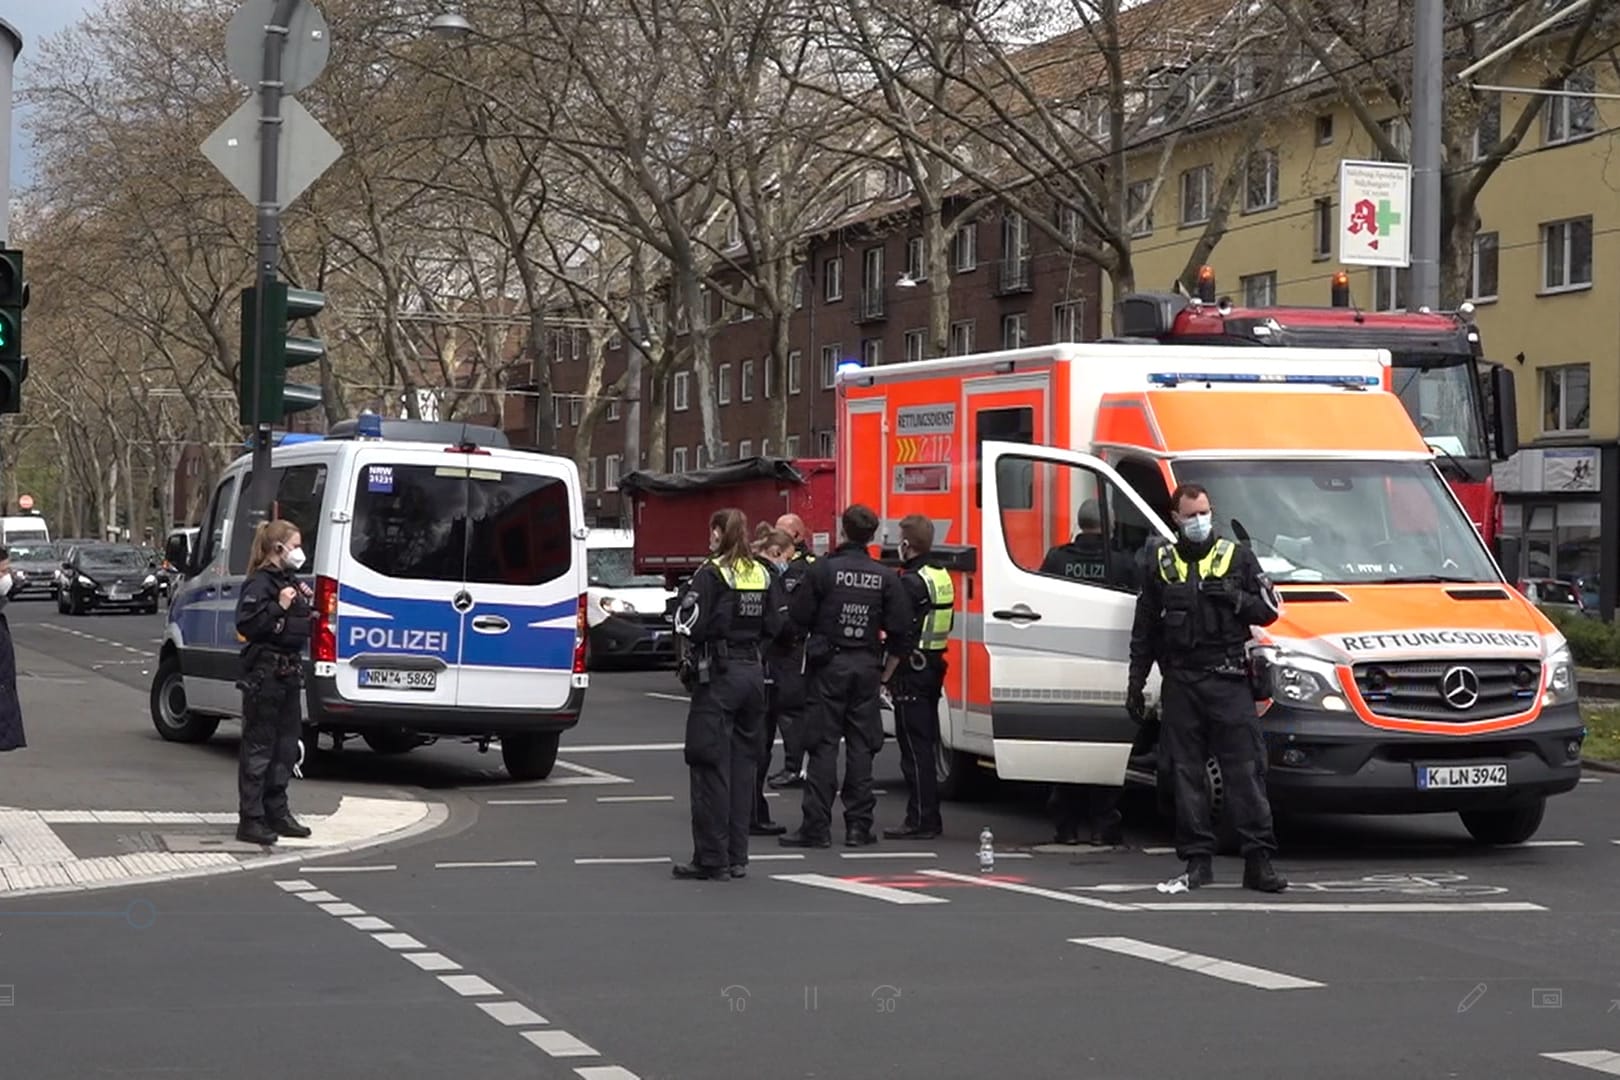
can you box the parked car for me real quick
[585,528,676,668]
[57,543,162,615]
[7,541,63,600]
[1517,577,1589,619]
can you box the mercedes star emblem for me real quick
[1440,665,1480,710]
[452,590,474,614]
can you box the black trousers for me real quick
[798,649,883,839]
[685,658,765,869]
[238,673,302,821]
[1160,670,1277,859]
[753,655,807,825]
[892,655,945,833]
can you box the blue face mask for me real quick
[1179,512,1213,543]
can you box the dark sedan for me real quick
[57,543,162,615]
[6,541,63,600]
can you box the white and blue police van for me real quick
[150,416,590,780]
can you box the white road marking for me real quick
[1142,846,1177,855]
[1542,1051,1620,1075]
[1579,777,1603,784]
[1030,844,1113,855]
[318,902,365,916]
[301,864,396,873]
[1130,901,1546,913]
[374,933,426,950]
[435,860,537,869]
[919,869,1136,911]
[488,799,569,806]
[296,890,340,903]
[276,880,314,892]
[1071,936,1325,991]
[403,952,461,972]
[440,974,502,997]
[0,810,78,865]
[772,873,949,905]
[479,1001,549,1026]
[522,1030,600,1057]
[345,916,393,931]
[575,1068,642,1080]
[564,742,684,752]
[553,760,635,784]
[1520,840,1584,847]
[595,795,674,803]
[575,857,668,865]
[643,693,690,703]
[840,851,937,859]
[748,854,806,861]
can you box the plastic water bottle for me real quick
[978,827,995,874]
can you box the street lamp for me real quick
[429,10,473,37]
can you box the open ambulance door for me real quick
[980,440,1176,785]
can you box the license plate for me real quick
[1417,763,1508,789]
[108,587,124,598]
[358,668,437,691]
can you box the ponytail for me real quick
[246,519,300,576]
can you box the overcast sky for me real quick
[5,0,100,187]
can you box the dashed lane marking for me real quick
[488,799,569,806]
[595,796,674,803]
[441,974,502,998]
[522,1031,599,1058]
[480,1002,548,1026]
[1129,901,1547,912]
[405,952,461,972]
[1543,1051,1620,1076]
[374,933,425,950]
[564,743,684,753]
[840,851,937,860]
[643,693,690,703]
[1520,840,1584,847]
[771,873,949,905]
[1580,777,1603,784]
[300,864,397,873]
[1071,936,1325,991]
[434,860,536,869]
[574,858,667,866]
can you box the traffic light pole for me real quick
[245,0,301,530]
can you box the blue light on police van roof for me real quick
[1147,372,1381,386]
[356,411,384,439]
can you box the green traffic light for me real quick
[0,313,12,351]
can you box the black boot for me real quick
[1243,852,1288,893]
[844,829,878,848]
[778,830,831,849]
[750,821,786,837]
[236,818,278,846]
[671,862,729,881]
[1185,855,1215,889]
[269,815,312,839]
[728,865,747,879]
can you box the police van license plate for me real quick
[358,668,437,691]
[1416,763,1507,789]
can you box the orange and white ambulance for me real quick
[839,342,1582,844]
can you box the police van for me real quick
[150,416,590,780]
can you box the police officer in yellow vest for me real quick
[883,514,954,840]
[1127,482,1287,893]
[671,509,787,881]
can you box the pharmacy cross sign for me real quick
[1338,160,1412,269]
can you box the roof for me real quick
[1135,387,1431,456]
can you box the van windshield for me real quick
[1170,458,1500,585]
[587,547,664,588]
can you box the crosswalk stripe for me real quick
[772,872,948,905]
[1542,1051,1620,1075]
[918,869,1136,911]
[1071,936,1324,991]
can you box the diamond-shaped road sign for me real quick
[201,95,342,210]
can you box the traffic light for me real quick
[0,249,29,415]
[239,281,326,426]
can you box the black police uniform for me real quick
[782,541,914,847]
[760,545,816,794]
[673,555,787,880]
[1128,528,1284,889]
[234,564,314,843]
[885,552,949,839]
[1039,531,1126,846]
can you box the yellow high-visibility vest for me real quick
[1156,538,1237,584]
[916,564,955,651]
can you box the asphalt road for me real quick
[4,597,1620,1078]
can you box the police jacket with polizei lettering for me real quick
[680,555,788,648]
[1128,535,1279,684]
[1039,533,1108,583]
[236,565,313,667]
[791,542,915,659]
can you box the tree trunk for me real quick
[926,207,951,356]
[681,268,722,459]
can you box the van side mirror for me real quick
[164,536,192,577]
[1489,365,1518,461]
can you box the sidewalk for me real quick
[1578,668,1620,702]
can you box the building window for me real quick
[1473,94,1500,161]
[904,328,926,363]
[1374,267,1409,312]
[725,213,742,249]
[792,265,806,309]
[1315,113,1334,145]
[606,399,621,422]
[738,439,753,459]
[1059,204,1083,242]
[1001,312,1029,350]
[823,256,844,302]
[1542,364,1590,433]
[675,300,691,335]
[785,435,800,458]
[552,394,563,428]
[1180,164,1212,224]
[569,398,582,426]
[737,285,755,321]
[1313,198,1333,259]
[696,444,708,469]
[672,446,688,472]
[1240,271,1277,306]
[717,363,732,405]
[949,320,974,356]
[1542,217,1593,292]
[820,345,840,389]
[905,236,926,281]
[1546,69,1597,145]
[1126,180,1154,237]
[1469,231,1499,302]
[862,338,882,366]
[760,439,770,458]
[586,457,599,491]
[788,350,802,394]
[1054,301,1083,342]
[605,454,621,490]
[763,356,775,399]
[1244,148,1279,212]
[952,223,977,271]
[673,371,690,412]
[607,330,623,351]
[1002,212,1029,260]
[1378,117,1411,161]
[816,430,834,456]
[862,245,884,291]
[741,359,755,402]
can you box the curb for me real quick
[0,799,451,903]
[1581,758,1620,775]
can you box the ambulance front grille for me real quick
[1351,659,1541,723]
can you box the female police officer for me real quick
[234,519,315,847]
[671,509,786,881]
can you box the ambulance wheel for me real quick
[936,745,986,801]
[502,732,561,781]
[362,731,421,755]
[1459,799,1546,845]
[149,654,220,744]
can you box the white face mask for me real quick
[1178,512,1214,543]
[0,573,13,597]
[283,546,307,572]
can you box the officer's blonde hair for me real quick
[246,519,301,576]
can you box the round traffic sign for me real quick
[17,495,32,511]
[225,0,331,97]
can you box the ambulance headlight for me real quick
[1252,646,1343,710]
[599,596,637,615]
[1544,638,1577,707]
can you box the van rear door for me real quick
[980,441,1175,784]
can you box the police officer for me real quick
[883,514,952,840]
[764,513,815,790]
[234,520,315,847]
[781,504,913,848]
[1128,482,1286,893]
[672,508,787,881]
[748,528,798,837]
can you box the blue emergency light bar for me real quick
[240,431,324,449]
[1147,372,1381,387]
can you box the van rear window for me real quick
[350,464,572,586]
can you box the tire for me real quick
[1460,798,1546,845]
[935,744,989,801]
[501,732,561,781]
[362,731,421,755]
[149,653,220,744]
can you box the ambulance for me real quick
[840,342,1582,845]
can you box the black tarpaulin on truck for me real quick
[617,456,805,495]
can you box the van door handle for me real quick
[992,605,1042,622]
[470,614,511,634]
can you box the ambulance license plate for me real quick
[1416,763,1507,789]
[358,668,437,691]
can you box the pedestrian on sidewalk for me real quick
[0,550,25,754]
[234,520,315,847]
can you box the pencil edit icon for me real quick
[1457,984,1487,1013]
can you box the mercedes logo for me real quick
[452,590,474,614]
[1440,665,1480,710]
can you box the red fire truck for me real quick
[1115,266,1520,552]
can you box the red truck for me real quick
[1114,266,1520,553]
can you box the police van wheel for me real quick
[149,654,220,744]
[362,731,421,755]
[501,732,561,781]
[1459,799,1546,845]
